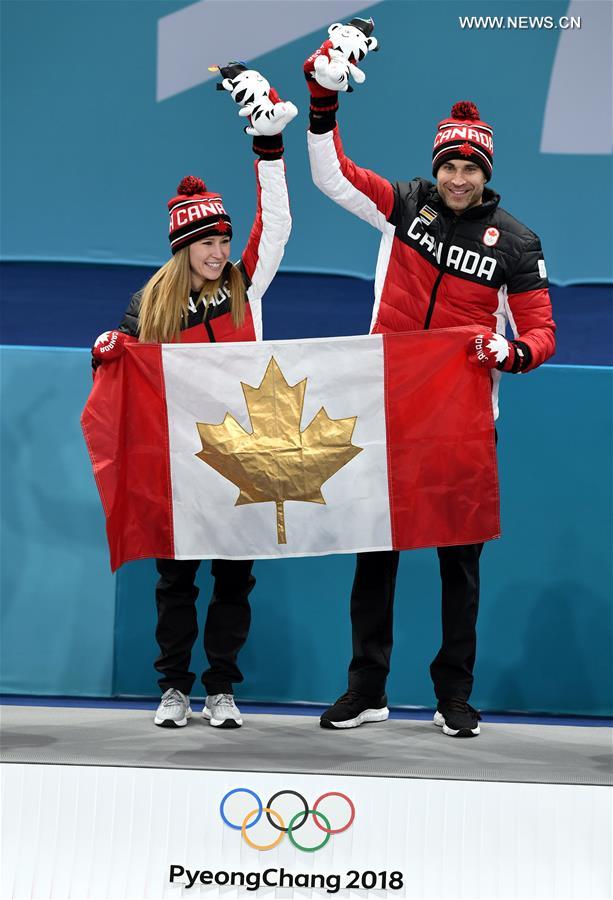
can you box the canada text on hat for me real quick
[168,176,232,254]
[432,102,494,181]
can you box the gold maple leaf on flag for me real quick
[195,357,363,544]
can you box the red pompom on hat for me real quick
[176,175,208,195]
[450,101,480,121]
[167,174,232,255]
[432,100,494,181]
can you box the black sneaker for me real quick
[434,698,481,737]
[320,690,389,729]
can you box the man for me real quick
[304,20,556,737]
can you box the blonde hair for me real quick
[137,246,246,343]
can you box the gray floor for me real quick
[1,705,610,785]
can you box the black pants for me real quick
[347,543,483,701]
[154,558,255,696]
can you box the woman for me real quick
[92,69,294,729]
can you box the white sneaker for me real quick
[154,688,192,728]
[202,693,243,728]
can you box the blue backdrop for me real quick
[1,0,611,283]
[1,1,612,716]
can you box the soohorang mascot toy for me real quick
[216,62,298,135]
[304,17,379,94]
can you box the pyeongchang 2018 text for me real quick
[169,865,405,893]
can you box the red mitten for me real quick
[92,330,134,366]
[467,332,524,372]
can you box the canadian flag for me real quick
[81,328,499,571]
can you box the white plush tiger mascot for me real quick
[308,17,379,93]
[216,62,298,136]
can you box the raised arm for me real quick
[307,126,394,232]
[241,142,291,300]
[217,63,295,299]
[304,20,394,231]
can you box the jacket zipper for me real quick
[423,217,459,330]
[202,304,216,343]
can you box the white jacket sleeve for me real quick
[241,158,291,304]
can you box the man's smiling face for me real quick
[436,160,486,214]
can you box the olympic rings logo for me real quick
[220,788,356,853]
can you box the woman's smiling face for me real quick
[189,235,231,290]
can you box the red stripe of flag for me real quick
[81,344,174,571]
[383,328,500,550]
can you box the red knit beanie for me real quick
[432,101,494,181]
[168,176,232,255]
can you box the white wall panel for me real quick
[1,763,611,899]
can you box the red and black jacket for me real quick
[119,258,257,344]
[307,124,556,379]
